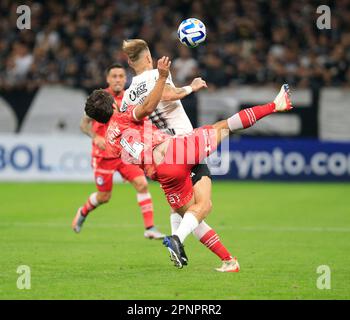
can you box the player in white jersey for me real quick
[120,68,194,135]
[120,39,239,272]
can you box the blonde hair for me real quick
[122,39,149,63]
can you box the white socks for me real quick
[170,212,182,234]
[89,192,100,207]
[173,212,199,243]
[227,113,244,132]
[192,220,212,240]
[171,213,212,241]
[136,192,151,202]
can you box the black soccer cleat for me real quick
[162,235,188,269]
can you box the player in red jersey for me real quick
[72,63,165,239]
[122,39,238,272]
[84,57,293,269]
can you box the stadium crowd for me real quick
[0,0,349,91]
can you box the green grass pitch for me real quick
[0,181,349,300]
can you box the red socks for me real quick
[80,192,154,230]
[239,102,275,128]
[199,229,232,261]
[228,102,276,131]
[137,193,154,229]
[238,102,275,128]
[81,192,100,217]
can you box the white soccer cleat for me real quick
[215,257,240,273]
[273,84,293,112]
[144,226,166,240]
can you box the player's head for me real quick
[122,39,153,69]
[105,63,127,94]
[85,89,115,123]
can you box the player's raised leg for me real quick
[217,84,292,140]
[163,84,293,267]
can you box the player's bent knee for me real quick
[207,200,213,214]
[199,199,212,218]
[137,184,148,193]
[98,192,112,203]
[132,177,148,193]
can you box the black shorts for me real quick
[191,163,212,185]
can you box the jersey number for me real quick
[120,138,144,160]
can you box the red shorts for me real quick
[155,125,217,210]
[92,157,144,192]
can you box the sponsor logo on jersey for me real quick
[129,82,148,102]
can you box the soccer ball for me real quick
[177,18,206,48]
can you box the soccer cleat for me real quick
[144,226,166,240]
[162,235,188,269]
[72,207,86,233]
[273,84,293,112]
[215,257,240,273]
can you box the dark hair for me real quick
[105,63,124,76]
[85,89,114,123]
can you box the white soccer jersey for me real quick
[120,69,193,135]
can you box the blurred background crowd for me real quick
[1,0,349,92]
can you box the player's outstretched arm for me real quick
[80,115,95,138]
[134,56,171,120]
[161,77,207,101]
[80,114,106,150]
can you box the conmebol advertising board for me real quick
[0,134,123,182]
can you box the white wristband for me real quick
[183,85,193,95]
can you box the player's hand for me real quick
[190,77,207,92]
[157,56,171,78]
[93,135,106,150]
